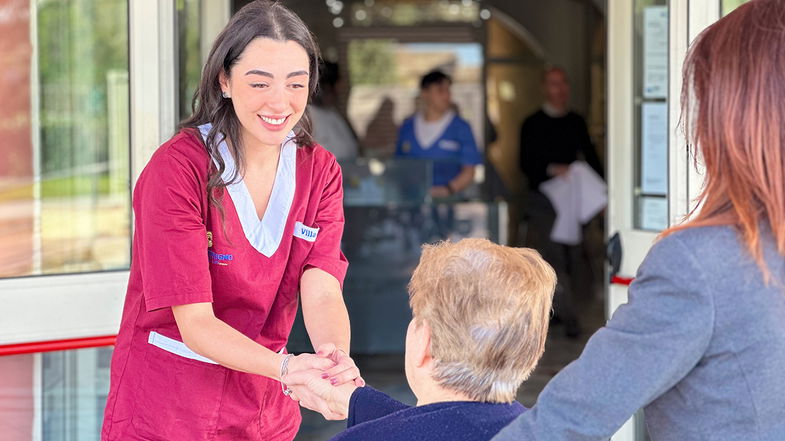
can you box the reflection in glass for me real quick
[722,0,749,16]
[42,348,112,441]
[0,0,131,278]
[346,40,484,159]
[341,159,431,207]
[178,0,203,121]
[0,348,112,441]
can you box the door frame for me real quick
[0,0,230,347]
[606,0,722,439]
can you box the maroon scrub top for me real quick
[101,128,348,440]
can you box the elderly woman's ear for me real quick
[407,319,433,370]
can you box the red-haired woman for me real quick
[493,1,785,440]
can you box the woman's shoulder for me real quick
[655,225,741,257]
[160,128,209,162]
[451,113,472,128]
[299,142,340,170]
[642,225,752,286]
[142,129,210,182]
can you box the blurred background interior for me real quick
[0,0,749,440]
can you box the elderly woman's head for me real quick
[405,239,556,403]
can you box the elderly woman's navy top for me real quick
[329,386,525,441]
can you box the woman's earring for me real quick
[222,91,230,99]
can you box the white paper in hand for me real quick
[539,161,607,245]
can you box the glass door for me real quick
[606,0,725,439]
[0,0,230,439]
[0,2,132,439]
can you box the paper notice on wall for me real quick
[640,196,668,231]
[643,6,668,99]
[641,102,668,196]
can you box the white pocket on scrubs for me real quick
[148,331,218,364]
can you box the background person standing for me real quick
[395,70,482,198]
[519,66,603,338]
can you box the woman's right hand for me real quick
[282,368,354,420]
[283,354,347,420]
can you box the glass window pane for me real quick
[346,40,485,159]
[0,347,112,441]
[41,348,112,441]
[0,354,35,440]
[178,0,203,121]
[722,0,749,16]
[0,0,131,278]
[633,0,668,231]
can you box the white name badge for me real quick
[438,139,460,151]
[294,221,319,242]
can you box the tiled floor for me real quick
[294,294,606,441]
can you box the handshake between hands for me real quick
[283,343,366,420]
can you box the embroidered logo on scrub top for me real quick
[294,221,319,242]
[208,250,233,266]
[438,139,460,151]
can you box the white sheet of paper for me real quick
[640,197,668,231]
[540,161,607,245]
[643,6,668,99]
[641,102,668,196]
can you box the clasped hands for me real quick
[283,343,364,420]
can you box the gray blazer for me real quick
[493,226,785,441]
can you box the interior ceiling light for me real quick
[327,0,343,15]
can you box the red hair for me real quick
[665,0,785,277]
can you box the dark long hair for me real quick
[179,0,320,215]
[665,0,785,279]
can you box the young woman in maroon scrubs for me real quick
[101,2,360,439]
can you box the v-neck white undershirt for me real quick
[198,123,297,257]
[414,110,455,149]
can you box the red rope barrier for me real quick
[0,335,117,357]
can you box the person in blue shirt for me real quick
[395,70,482,198]
[282,238,557,441]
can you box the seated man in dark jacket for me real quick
[283,238,556,441]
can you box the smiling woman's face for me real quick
[220,37,310,151]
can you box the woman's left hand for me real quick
[316,343,365,387]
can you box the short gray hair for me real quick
[408,238,556,403]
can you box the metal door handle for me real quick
[607,232,622,278]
